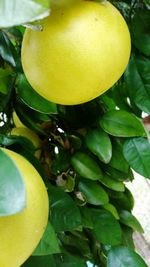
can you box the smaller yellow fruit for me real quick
[11,127,41,158]
[13,111,25,128]
[0,148,49,267]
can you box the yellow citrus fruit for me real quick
[21,0,131,105]
[13,111,25,128]
[11,127,41,158]
[0,148,49,267]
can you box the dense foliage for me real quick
[0,0,150,266]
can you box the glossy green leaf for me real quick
[59,232,92,259]
[99,110,146,137]
[99,174,125,192]
[136,56,150,84]
[78,179,109,205]
[104,165,134,182]
[22,255,56,267]
[111,83,132,112]
[14,103,46,135]
[0,0,50,28]
[134,56,150,114]
[85,128,112,163]
[103,203,119,220]
[0,148,26,216]
[100,93,116,110]
[107,247,148,267]
[125,56,150,114]
[123,137,150,178]
[0,31,18,68]
[16,74,57,114]
[33,221,60,256]
[109,189,134,212]
[47,185,82,232]
[109,140,129,173]
[55,253,87,267]
[71,152,103,181]
[131,10,150,56]
[91,209,122,246]
[122,226,135,250]
[0,134,35,154]
[119,210,144,233]
[0,68,11,94]
[79,206,93,229]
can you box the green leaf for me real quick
[109,188,134,212]
[16,74,57,114]
[99,110,146,137]
[99,174,125,192]
[33,221,60,256]
[71,152,103,181]
[131,10,150,56]
[0,68,11,94]
[134,56,150,114]
[22,255,56,267]
[104,165,134,182]
[109,140,129,173]
[0,134,35,154]
[79,206,93,229]
[78,179,109,205]
[121,226,135,250]
[85,128,112,163]
[136,56,150,83]
[0,0,50,28]
[0,148,26,216]
[0,31,18,68]
[111,83,132,112]
[123,137,150,178]
[14,103,46,135]
[100,93,116,110]
[47,185,82,232]
[107,246,148,267]
[125,56,150,114]
[103,203,119,220]
[59,232,92,259]
[91,209,122,246]
[55,253,87,267]
[119,210,144,233]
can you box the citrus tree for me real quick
[0,0,150,266]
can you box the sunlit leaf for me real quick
[123,137,150,178]
[85,128,112,163]
[47,185,82,232]
[99,110,146,137]
[0,0,51,28]
[107,247,148,267]
[0,148,26,216]
[91,209,122,246]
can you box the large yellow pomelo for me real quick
[0,148,49,267]
[21,0,131,105]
